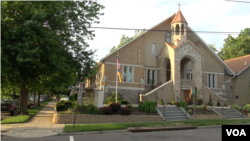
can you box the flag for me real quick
[117,57,122,83]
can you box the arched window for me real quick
[181,24,184,35]
[152,43,156,55]
[176,24,180,35]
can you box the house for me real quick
[224,54,250,106]
[85,9,239,105]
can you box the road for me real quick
[1,127,221,141]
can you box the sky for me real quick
[86,0,250,62]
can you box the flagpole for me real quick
[116,53,118,103]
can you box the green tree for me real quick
[208,44,218,53]
[1,1,104,115]
[218,28,250,60]
[109,29,146,54]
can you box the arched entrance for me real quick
[180,56,194,101]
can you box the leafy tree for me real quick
[1,1,104,115]
[109,29,146,54]
[208,44,218,53]
[218,28,250,60]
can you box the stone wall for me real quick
[52,111,163,124]
[191,115,224,120]
[174,41,203,98]
[106,88,141,104]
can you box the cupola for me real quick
[171,10,188,46]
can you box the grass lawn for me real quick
[1,115,30,124]
[64,119,250,133]
[1,100,50,124]
[28,101,49,115]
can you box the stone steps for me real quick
[213,108,246,119]
[158,107,189,121]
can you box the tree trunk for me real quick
[37,93,41,106]
[20,83,29,115]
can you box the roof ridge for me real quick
[224,54,250,62]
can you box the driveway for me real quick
[1,101,65,138]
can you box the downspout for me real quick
[224,72,236,84]
[224,70,235,106]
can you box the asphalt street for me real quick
[1,127,222,141]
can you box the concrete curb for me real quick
[46,130,128,137]
[198,125,221,129]
[128,126,197,132]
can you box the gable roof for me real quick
[100,13,176,62]
[171,10,188,25]
[224,54,250,75]
[99,11,235,75]
[186,26,235,75]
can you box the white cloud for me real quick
[86,0,250,61]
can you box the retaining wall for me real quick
[52,111,163,124]
[191,114,224,120]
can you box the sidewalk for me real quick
[1,101,65,138]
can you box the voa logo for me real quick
[226,129,246,136]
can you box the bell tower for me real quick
[171,9,188,46]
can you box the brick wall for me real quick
[52,111,163,124]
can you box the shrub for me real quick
[126,104,134,112]
[232,104,239,110]
[56,104,65,111]
[187,109,192,113]
[77,105,87,109]
[238,107,243,111]
[171,92,175,105]
[65,101,73,107]
[224,103,227,107]
[73,93,78,101]
[243,104,250,112]
[217,100,221,107]
[197,105,203,110]
[109,103,121,112]
[121,107,130,115]
[69,95,73,101]
[179,101,188,109]
[118,100,129,105]
[208,94,212,106]
[84,104,96,114]
[138,101,156,113]
[203,104,207,110]
[159,98,164,105]
[102,107,112,115]
[105,91,123,104]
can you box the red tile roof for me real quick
[171,10,188,25]
[224,54,250,74]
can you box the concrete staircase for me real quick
[213,107,246,119]
[158,107,189,121]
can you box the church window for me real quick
[176,24,180,35]
[146,69,157,85]
[152,43,156,55]
[208,74,217,88]
[122,66,134,82]
[181,24,184,35]
[166,32,171,43]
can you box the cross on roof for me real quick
[178,2,181,10]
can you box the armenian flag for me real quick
[117,57,122,83]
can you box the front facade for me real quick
[86,10,239,105]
